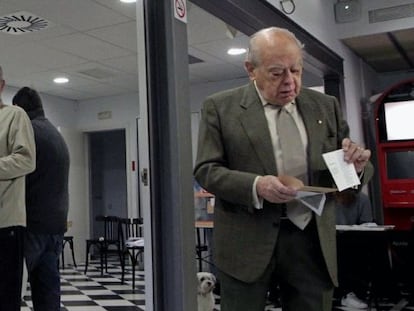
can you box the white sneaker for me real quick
[341,292,368,309]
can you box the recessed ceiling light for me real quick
[53,77,69,84]
[120,0,136,3]
[227,48,247,56]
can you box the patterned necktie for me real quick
[276,106,312,229]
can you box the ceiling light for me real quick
[53,77,69,84]
[120,0,136,3]
[227,48,247,56]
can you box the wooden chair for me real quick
[118,217,144,289]
[61,236,77,269]
[84,215,122,275]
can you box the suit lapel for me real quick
[296,91,323,171]
[238,84,277,175]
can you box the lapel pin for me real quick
[317,120,323,124]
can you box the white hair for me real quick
[246,27,304,67]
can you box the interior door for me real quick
[88,129,128,241]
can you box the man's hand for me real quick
[256,175,298,203]
[342,138,371,173]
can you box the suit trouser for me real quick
[0,226,24,311]
[219,218,334,311]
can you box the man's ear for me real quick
[244,61,256,81]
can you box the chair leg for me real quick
[104,249,108,273]
[99,243,105,275]
[131,250,142,290]
[131,251,136,290]
[119,249,125,284]
[84,242,91,274]
[121,253,126,284]
[132,261,136,290]
[196,228,203,272]
[61,245,66,269]
[69,239,77,268]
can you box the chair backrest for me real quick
[118,217,144,248]
[95,215,120,241]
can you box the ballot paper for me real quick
[322,149,361,191]
[279,176,337,216]
[296,191,326,216]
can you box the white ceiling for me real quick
[4,0,405,102]
[0,0,255,101]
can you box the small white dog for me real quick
[197,272,216,311]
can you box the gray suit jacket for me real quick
[194,82,373,285]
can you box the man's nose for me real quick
[282,71,294,83]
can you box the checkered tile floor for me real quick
[20,259,414,311]
[21,259,145,311]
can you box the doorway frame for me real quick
[81,123,137,241]
[144,0,345,310]
[87,128,129,241]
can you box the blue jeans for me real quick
[0,226,24,311]
[24,231,63,311]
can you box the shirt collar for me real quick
[253,80,296,112]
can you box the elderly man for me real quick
[194,27,373,311]
[0,66,36,310]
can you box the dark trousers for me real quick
[219,218,334,311]
[25,231,63,311]
[336,237,370,299]
[0,226,25,311]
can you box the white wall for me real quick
[75,92,139,130]
[77,92,140,220]
[190,77,248,112]
[264,0,410,144]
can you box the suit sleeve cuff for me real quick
[252,176,264,209]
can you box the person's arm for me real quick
[194,97,258,210]
[0,109,35,179]
[330,94,373,188]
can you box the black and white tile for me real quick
[20,260,414,310]
[21,259,145,311]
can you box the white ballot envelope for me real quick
[322,149,361,191]
[279,175,337,216]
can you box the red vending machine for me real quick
[375,78,414,230]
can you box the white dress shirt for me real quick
[252,81,308,209]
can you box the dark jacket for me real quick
[26,108,70,234]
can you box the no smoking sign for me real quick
[173,0,187,23]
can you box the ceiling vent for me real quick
[0,11,51,35]
[77,68,116,80]
[369,4,414,23]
